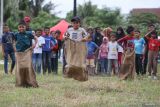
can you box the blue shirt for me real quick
[42,35,56,52]
[86,41,98,57]
[134,38,146,54]
[14,31,34,52]
[2,32,14,52]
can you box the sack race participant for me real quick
[118,26,135,80]
[64,39,88,81]
[119,48,135,80]
[63,16,89,81]
[14,22,38,87]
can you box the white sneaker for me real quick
[152,76,158,80]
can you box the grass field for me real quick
[0,64,160,107]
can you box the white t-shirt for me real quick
[118,45,124,53]
[108,41,119,59]
[66,27,87,41]
[32,36,45,53]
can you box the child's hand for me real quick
[32,44,36,49]
[81,38,87,42]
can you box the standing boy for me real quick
[32,29,45,74]
[51,30,61,74]
[42,27,56,74]
[2,24,16,74]
[143,24,156,75]
[107,33,119,76]
[133,30,146,75]
[14,22,38,87]
[145,31,160,80]
[63,16,89,81]
[86,36,99,75]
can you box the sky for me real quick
[49,0,160,18]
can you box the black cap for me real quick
[71,16,80,22]
[18,20,26,26]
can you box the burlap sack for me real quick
[15,48,38,87]
[119,49,135,80]
[64,39,88,81]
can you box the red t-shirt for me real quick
[117,35,134,49]
[148,38,160,51]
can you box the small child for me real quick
[133,30,146,75]
[86,36,99,75]
[51,30,61,74]
[42,27,56,74]
[2,24,16,74]
[145,31,160,80]
[63,16,90,81]
[98,37,109,74]
[14,21,38,87]
[32,29,45,74]
[107,32,119,76]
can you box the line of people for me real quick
[85,24,160,80]
[1,17,62,75]
[1,16,160,81]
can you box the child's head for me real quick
[116,26,125,36]
[110,32,117,42]
[71,16,80,30]
[51,31,55,38]
[24,16,31,28]
[102,37,109,43]
[150,31,157,39]
[126,26,134,36]
[148,24,155,32]
[35,29,42,37]
[134,30,140,38]
[54,30,61,39]
[95,27,101,33]
[18,21,26,33]
[103,27,113,36]
[87,28,93,35]
[3,24,9,33]
[44,27,50,35]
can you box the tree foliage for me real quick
[30,11,59,30]
[3,0,58,31]
[66,1,123,28]
[127,13,160,25]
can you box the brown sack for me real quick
[119,49,135,80]
[15,48,38,87]
[64,39,88,81]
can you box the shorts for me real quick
[86,59,95,67]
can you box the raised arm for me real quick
[117,36,127,43]
[32,32,38,49]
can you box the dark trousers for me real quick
[100,58,108,73]
[4,50,16,74]
[143,52,148,75]
[135,54,143,75]
[51,53,58,74]
[42,51,51,74]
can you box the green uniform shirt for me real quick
[14,31,34,52]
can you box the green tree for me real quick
[94,7,123,27]
[3,0,19,22]
[66,1,123,28]
[127,13,160,25]
[29,0,56,17]
[30,11,60,30]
